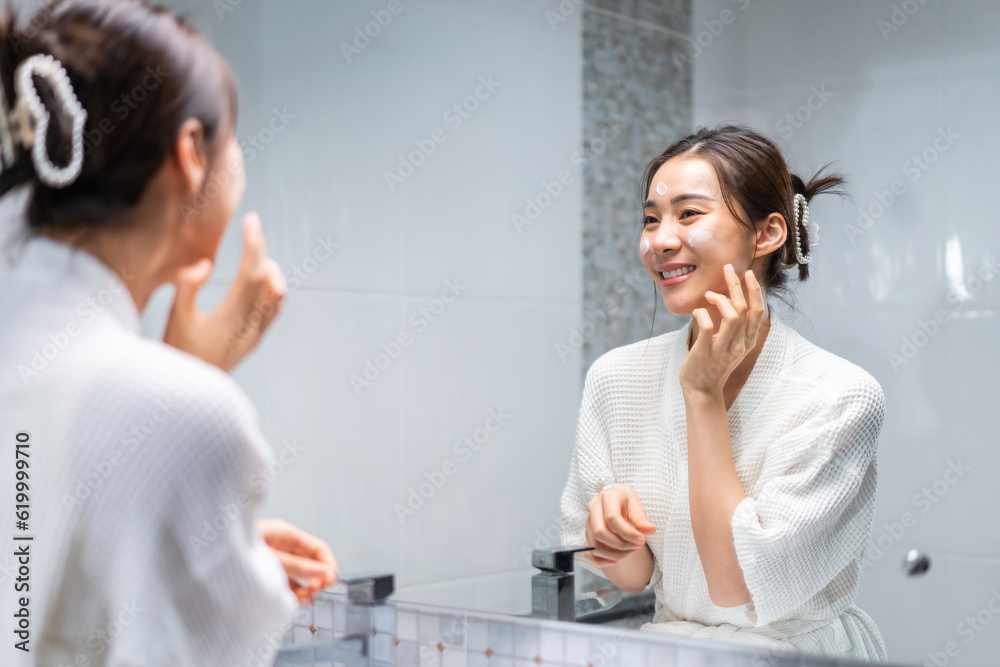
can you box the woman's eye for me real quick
[643,215,659,226]
[679,209,701,219]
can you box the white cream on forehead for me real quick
[688,227,713,247]
[640,237,651,255]
[655,182,668,196]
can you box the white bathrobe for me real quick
[0,236,297,666]
[560,314,888,662]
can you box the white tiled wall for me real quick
[0,0,580,617]
[144,0,584,613]
[693,1,1000,664]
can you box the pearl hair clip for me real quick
[0,53,88,189]
[780,192,819,269]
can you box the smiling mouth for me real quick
[661,266,695,280]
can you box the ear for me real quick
[755,212,787,258]
[173,118,208,197]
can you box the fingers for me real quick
[586,489,653,565]
[256,258,287,336]
[745,269,766,341]
[289,577,321,606]
[604,513,646,544]
[240,212,266,278]
[626,499,658,536]
[170,258,213,317]
[587,498,635,551]
[705,264,749,355]
[258,518,339,588]
[723,263,747,312]
[277,550,335,588]
[690,307,714,349]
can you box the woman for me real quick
[560,125,887,661]
[0,1,336,665]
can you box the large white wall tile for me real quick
[258,290,406,577]
[940,555,1000,667]
[854,548,947,665]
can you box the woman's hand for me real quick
[679,264,766,397]
[163,212,287,372]
[257,518,339,606]
[584,484,657,567]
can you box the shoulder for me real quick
[780,322,885,425]
[86,335,261,458]
[584,327,685,390]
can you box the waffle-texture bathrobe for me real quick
[0,237,298,666]
[560,315,887,662]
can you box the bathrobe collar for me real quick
[670,313,789,431]
[12,234,142,334]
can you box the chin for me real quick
[660,296,692,317]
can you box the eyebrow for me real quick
[644,193,715,209]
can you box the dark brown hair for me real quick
[641,124,847,302]
[0,0,237,232]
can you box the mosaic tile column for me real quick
[581,0,693,375]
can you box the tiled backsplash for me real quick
[276,592,911,667]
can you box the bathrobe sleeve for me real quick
[161,371,299,665]
[730,373,884,627]
[560,359,657,590]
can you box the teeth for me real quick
[661,266,695,280]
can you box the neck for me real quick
[40,215,172,313]
[688,298,772,396]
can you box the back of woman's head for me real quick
[641,124,847,301]
[0,0,236,232]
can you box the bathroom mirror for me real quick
[3,0,992,664]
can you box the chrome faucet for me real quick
[531,546,621,621]
[275,573,395,667]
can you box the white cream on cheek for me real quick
[640,237,651,255]
[687,227,713,248]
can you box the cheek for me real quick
[688,227,713,248]
[639,236,651,255]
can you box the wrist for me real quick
[682,387,725,409]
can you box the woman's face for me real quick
[195,133,246,259]
[639,156,759,317]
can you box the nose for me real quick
[649,218,682,254]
